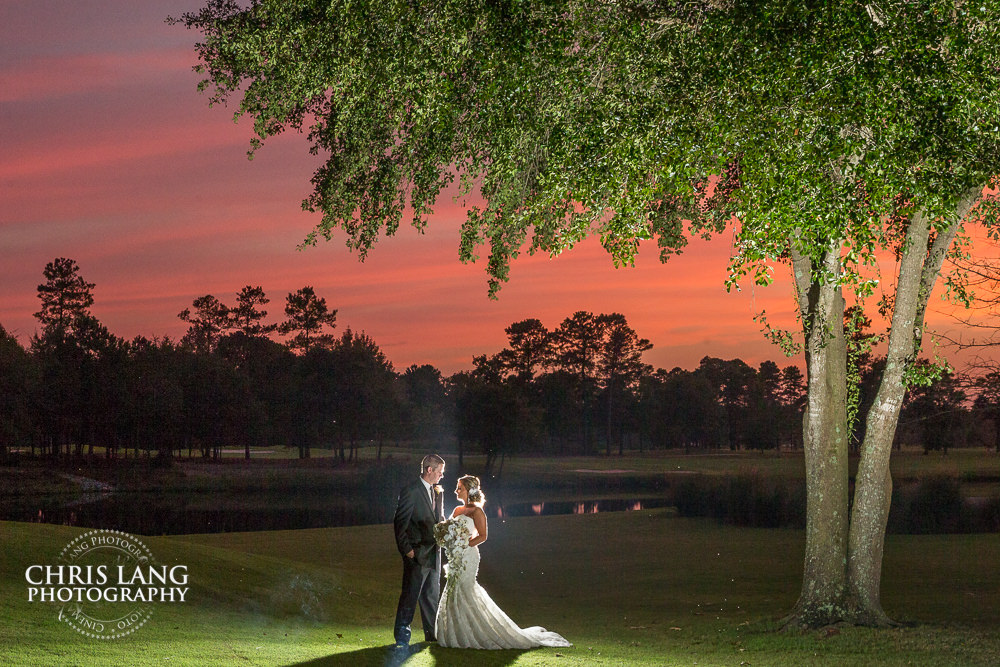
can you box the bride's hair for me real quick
[458,475,486,507]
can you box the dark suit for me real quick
[393,478,444,645]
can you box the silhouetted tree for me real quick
[178,294,231,353]
[778,365,807,449]
[899,365,968,454]
[494,318,551,384]
[33,257,95,344]
[551,311,602,451]
[174,348,254,459]
[745,360,782,450]
[696,357,757,450]
[595,313,652,455]
[401,364,451,445]
[279,286,337,353]
[231,285,277,337]
[639,368,726,451]
[124,337,185,461]
[534,370,581,455]
[0,325,36,459]
[330,328,397,461]
[452,355,539,476]
[217,333,295,458]
[31,259,119,457]
[84,333,130,457]
[974,371,1000,453]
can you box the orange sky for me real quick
[1,1,991,375]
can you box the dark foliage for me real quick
[4,258,989,468]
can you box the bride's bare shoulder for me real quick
[452,506,483,519]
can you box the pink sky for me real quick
[0,1,990,375]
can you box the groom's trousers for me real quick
[393,554,440,644]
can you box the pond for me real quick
[0,491,675,535]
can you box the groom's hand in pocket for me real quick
[406,549,415,559]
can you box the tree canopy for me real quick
[177,1,1000,293]
[176,0,1000,629]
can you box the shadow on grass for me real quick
[427,644,528,666]
[286,643,528,667]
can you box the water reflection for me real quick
[491,497,671,520]
[5,494,673,535]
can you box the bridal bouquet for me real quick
[434,517,471,551]
[435,517,472,587]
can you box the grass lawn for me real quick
[3,510,1000,666]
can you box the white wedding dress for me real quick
[436,513,572,649]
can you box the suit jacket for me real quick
[393,478,444,567]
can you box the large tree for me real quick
[177,0,1000,627]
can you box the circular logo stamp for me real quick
[25,529,189,640]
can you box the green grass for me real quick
[3,510,1000,666]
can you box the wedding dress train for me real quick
[435,514,571,650]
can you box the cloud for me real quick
[0,48,196,104]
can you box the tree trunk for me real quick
[606,388,615,457]
[784,241,851,629]
[845,341,907,626]
[484,448,495,478]
[846,192,973,624]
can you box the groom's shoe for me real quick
[393,623,410,647]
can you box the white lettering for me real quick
[169,565,188,586]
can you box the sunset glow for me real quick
[1,1,989,374]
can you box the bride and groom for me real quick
[392,454,571,650]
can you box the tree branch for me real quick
[914,184,987,346]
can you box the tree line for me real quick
[0,258,995,472]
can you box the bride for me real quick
[435,475,571,650]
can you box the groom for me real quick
[392,453,445,647]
